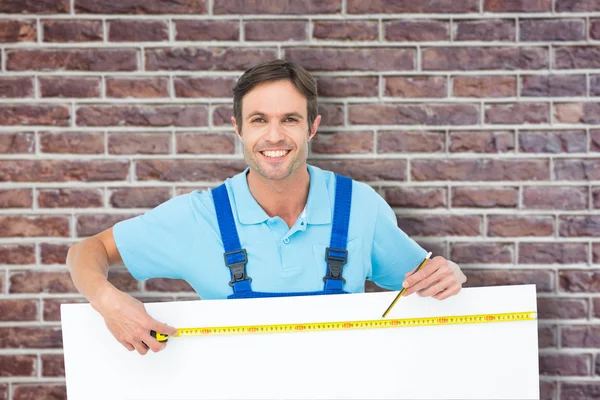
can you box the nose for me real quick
[264,121,286,143]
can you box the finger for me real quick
[418,275,456,297]
[150,319,178,336]
[140,332,166,353]
[121,341,135,351]
[404,266,448,296]
[403,257,444,288]
[433,285,461,301]
[132,340,149,356]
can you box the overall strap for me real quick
[323,174,352,291]
[212,184,252,294]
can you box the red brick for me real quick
[41,243,71,264]
[315,76,378,97]
[0,160,129,182]
[538,325,558,348]
[40,131,104,154]
[136,160,248,182]
[108,269,139,292]
[106,77,169,98]
[560,216,600,237]
[554,159,600,180]
[377,131,444,153]
[0,355,36,377]
[108,133,171,155]
[519,243,588,264]
[317,104,344,126]
[488,216,554,237]
[0,216,69,238]
[383,187,446,208]
[594,298,600,318]
[521,75,586,97]
[523,187,587,210]
[0,0,68,12]
[348,0,477,13]
[76,214,136,237]
[146,278,194,292]
[555,46,600,69]
[384,20,449,41]
[78,105,207,127]
[110,187,171,208]
[454,19,515,41]
[285,47,414,71]
[0,104,70,126]
[38,188,103,208]
[538,298,588,319]
[7,49,137,71]
[43,298,87,321]
[146,47,277,71]
[540,354,591,376]
[311,131,373,154]
[520,130,586,153]
[385,76,447,98]
[464,269,554,292]
[423,47,548,71]
[0,384,5,399]
[349,103,478,125]
[450,243,514,264]
[175,133,238,155]
[174,77,236,98]
[397,215,481,236]
[555,103,600,124]
[452,76,516,98]
[412,159,549,181]
[561,382,600,399]
[175,20,238,41]
[43,20,102,42]
[0,189,33,208]
[40,77,101,98]
[416,241,446,259]
[0,20,36,42]
[485,102,550,124]
[557,0,600,12]
[42,354,64,377]
[10,271,76,293]
[245,20,307,41]
[484,0,551,12]
[560,271,600,293]
[520,19,585,41]
[215,0,340,14]
[0,300,38,321]
[313,21,378,41]
[0,327,62,348]
[212,106,234,127]
[594,187,600,209]
[449,131,514,153]
[13,384,66,400]
[310,160,407,181]
[593,130,600,151]
[0,132,34,154]
[451,187,518,208]
[0,244,35,264]
[109,20,168,42]
[76,0,206,13]
[0,78,34,97]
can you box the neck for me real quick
[246,165,310,228]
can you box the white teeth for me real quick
[262,150,288,158]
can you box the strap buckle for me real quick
[323,247,347,283]
[223,249,251,286]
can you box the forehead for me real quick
[242,80,307,117]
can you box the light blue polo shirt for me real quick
[113,164,427,300]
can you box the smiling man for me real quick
[67,59,466,356]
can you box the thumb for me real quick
[151,320,178,336]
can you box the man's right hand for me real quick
[93,285,178,355]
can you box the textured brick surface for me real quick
[0,4,599,397]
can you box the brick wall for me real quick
[1,0,599,399]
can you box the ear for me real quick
[231,116,242,141]
[307,115,321,142]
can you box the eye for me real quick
[252,117,265,123]
[284,117,297,122]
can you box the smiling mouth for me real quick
[260,150,290,159]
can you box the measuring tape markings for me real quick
[152,311,537,342]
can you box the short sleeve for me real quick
[369,194,428,290]
[113,193,197,281]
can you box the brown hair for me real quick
[232,59,318,133]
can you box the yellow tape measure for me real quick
[151,311,536,343]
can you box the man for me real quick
[66,59,467,356]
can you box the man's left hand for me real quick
[402,256,467,300]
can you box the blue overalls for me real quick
[211,174,353,299]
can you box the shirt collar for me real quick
[229,164,332,226]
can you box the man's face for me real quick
[232,79,320,181]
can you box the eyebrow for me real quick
[246,112,304,120]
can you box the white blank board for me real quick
[61,285,539,399]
